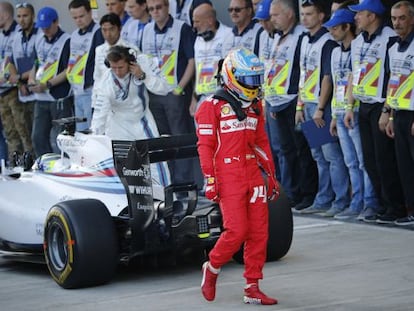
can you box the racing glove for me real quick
[267,173,280,201]
[205,176,219,202]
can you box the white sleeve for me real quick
[91,74,111,135]
[136,54,173,95]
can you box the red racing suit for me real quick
[195,95,276,281]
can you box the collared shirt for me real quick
[397,30,414,52]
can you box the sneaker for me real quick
[299,204,330,214]
[243,284,278,305]
[376,213,399,224]
[201,261,220,301]
[357,206,377,221]
[321,206,344,217]
[334,208,360,220]
[394,215,414,226]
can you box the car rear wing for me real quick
[111,134,199,248]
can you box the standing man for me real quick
[123,0,151,49]
[92,13,132,110]
[228,0,263,55]
[324,8,379,220]
[105,0,131,26]
[0,1,32,163]
[268,0,318,209]
[191,2,232,112]
[142,0,196,185]
[296,0,350,217]
[7,2,38,159]
[196,48,279,305]
[67,0,105,131]
[385,1,414,225]
[347,0,406,223]
[28,7,73,157]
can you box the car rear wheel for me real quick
[233,189,293,263]
[44,199,118,288]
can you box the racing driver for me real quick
[195,47,280,305]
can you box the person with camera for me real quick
[195,47,279,305]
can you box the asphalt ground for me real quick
[1,214,413,311]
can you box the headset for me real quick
[104,45,137,68]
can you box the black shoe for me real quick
[376,213,399,224]
[294,197,313,211]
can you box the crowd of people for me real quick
[0,1,413,220]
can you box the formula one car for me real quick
[0,117,293,289]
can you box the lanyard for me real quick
[339,50,351,79]
[154,28,169,61]
[112,72,132,100]
[359,41,372,63]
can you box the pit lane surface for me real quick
[1,215,413,311]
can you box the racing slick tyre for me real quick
[44,199,118,289]
[233,188,293,263]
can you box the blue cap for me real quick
[323,9,355,28]
[36,7,58,28]
[349,0,385,15]
[254,0,272,20]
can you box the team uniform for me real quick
[229,20,262,55]
[264,24,317,208]
[31,27,73,157]
[91,53,171,189]
[194,22,232,105]
[350,25,405,220]
[196,97,273,281]
[330,42,378,216]
[298,27,350,214]
[386,30,414,224]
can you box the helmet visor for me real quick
[237,74,264,88]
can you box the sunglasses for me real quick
[228,7,247,13]
[302,0,316,4]
[148,4,164,12]
[16,2,32,9]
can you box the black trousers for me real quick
[393,109,414,214]
[358,102,405,216]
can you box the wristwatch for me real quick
[46,80,53,89]
[381,106,391,114]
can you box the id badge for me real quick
[35,65,45,83]
[352,67,361,86]
[336,85,346,103]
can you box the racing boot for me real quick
[201,261,220,301]
[243,283,278,305]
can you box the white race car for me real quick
[0,118,293,289]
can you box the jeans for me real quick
[0,118,7,162]
[359,102,405,216]
[336,112,378,212]
[32,98,74,157]
[265,103,282,183]
[304,103,350,209]
[267,100,318,202]
[74,88,93,131]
